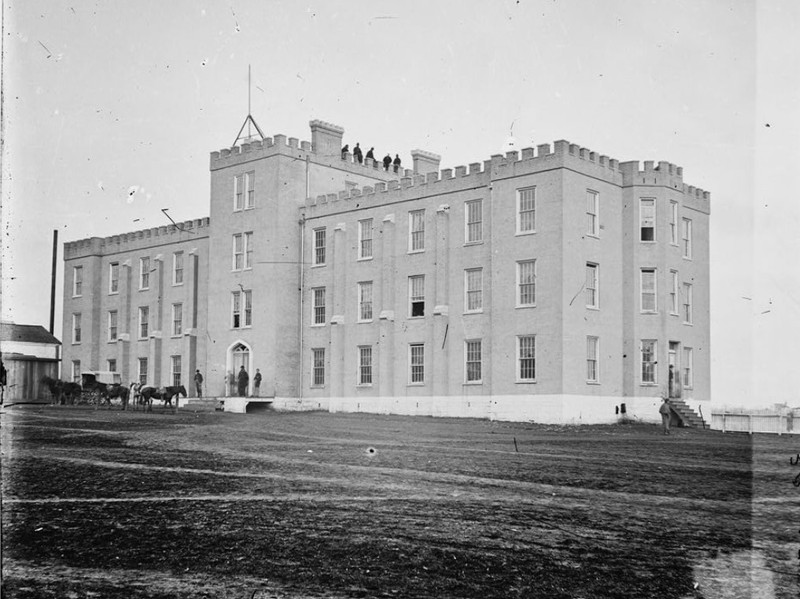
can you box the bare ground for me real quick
[1,406,798,598]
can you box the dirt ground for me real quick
[1,406,798,598]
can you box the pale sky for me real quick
[2,0,798,407]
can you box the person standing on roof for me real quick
[383,154,392,171]
[341,144,349,159]
[393,154,401,173]
[353,143,363,164]
[365,147,375,162]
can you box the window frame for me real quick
[669,270,679,315]
[641,339,657,385]
[72,360,81,383]
[172,303,183,337]
[138,357,148,386]
[640,268,657,313]
[139,257,150,290]
[311,287,326,326]
[586,263,599,309]
[586,190,599,237]
[682,282,693,324]
[312,228,326,266]
[517,187,536,235]
[109,262,119,294]
[72,313,81,344]
[464,268,483,313]
[312,348,325,387]
[465,339,483,384]
[409,343,425,385]
[358,281,374,322]
[173,251,184,286]
[73,266,83,297]
[107,359,117,373]
[640,198,656,242]
[465,199,483,244]
[245,171,255,210]
[171,355,182,387]
[586,336,599,383]
[232,289,252,329]
[358,345,373,386]
[517,335,536,383]
[682,347,693,389]
[138,306,149,339]
[358,218,373,260]
[408,209,425,253]
[409,275,425,318]
[682,217,693,259]
[107,310,118,342]
[516,259,536,308]
[669,201,679,245]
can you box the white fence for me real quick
[711,412,798,435]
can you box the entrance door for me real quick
[668,341,680,398]
[231,343,250,396]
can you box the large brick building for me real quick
[62,119,710,423]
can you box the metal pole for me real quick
[49,229,58,333]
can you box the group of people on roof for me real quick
[341,143,402,173]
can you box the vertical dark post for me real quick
[49,229,58,334]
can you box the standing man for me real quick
[254,368,262,397]
[237,365,249,397]
[382,153,392,171]
[392,153,401,173]
[659,397,672,435]
[193,369,204,398]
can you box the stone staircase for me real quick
[179,398,223,413]
[668,399,706,428]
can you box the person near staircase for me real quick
[659,398,672,435]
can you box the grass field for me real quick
[1,406,798,598]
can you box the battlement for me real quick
[620,159,710,211]
[64,217,211,259]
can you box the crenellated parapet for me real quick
[620,160,710,213]
[64,217,211,259]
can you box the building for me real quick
[1,322,61,402]
[62,118,710,424]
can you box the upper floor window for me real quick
[669,201,679,245]
[465,339,483,383]
[517,335,535,382]
[586,263,599,309]
[107,359,117,372]
[587,336,599,383]
[517,260,536,307]
[109,262,119,294]
[73,266,83,297]
[108,310,118,342]
[640,268,657,313]
[171,355,182,387]
[358,345,373,386]
[72,313,81,344]
[409,275,425,317]
[138,306,149,339]
[517,187,536,234]
[312,287,326,325]
[670,270,679,315]
[173,252,184,285]
[682,282,693,324]
[465,199,483,243]
[232,289,252,328]
[409,343,425,384]
[313,228,326,266]
[358,281,374,322]
[409,210,425,252]
[465,268,483,313]
[139,257,150,290]
[587,190,599,236]
[172,303,183,336]
[234,171,255,211]
[232,232,253,270]
[640,198,655,241]
[682,218,693,259]
[641,340,657,384]
[682,347,693,389]
[358,219,373,259]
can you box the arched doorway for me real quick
[226,340,252,397]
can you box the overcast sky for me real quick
[2,0,798,407]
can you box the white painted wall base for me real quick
[223,397,274,414]
[261,394,688,425]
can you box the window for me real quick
[358,346,373,385]
[641,340,657,384]
[358,219,373,259]
[172,303,183,336]
[518,336,535,382]
[586,263,598,308]
[587,336,599,383]
[109,262,119,294]
[682,282,693,324]
[465,268,483,312]
[409,209,425,252]
[409,275,425,317]
[312,348,325,386]
[670,201,678,245]
[232,232,253,270]
[234,171,255,211]
[641,268,656,312]
[682,347,693,388]
[358,281,373,322]
[313,228,326,266]
[465,340,482,383]
[138,357,148,386]
[640,198,655,241]
[517,260,536,307]
[72,313,81,344]
[138,306,149,339]
[587,190,599,236]
[670,270,679,315]
[73,266,83,297]
[232,290,252,328]
[72,360,81,383]
[682,218,692,259]
[171,355,182,387]
[517,187,536,233]
[107,359,117,372]
[139,257,150,290]
[465,199,482,243]
[108,310,118,342]
[409,344,425,384]
[173,252,184,285]
[312,287,326,325]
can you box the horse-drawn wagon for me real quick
[81,371,130,409]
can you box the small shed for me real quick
[1,322,61,403]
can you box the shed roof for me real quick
[0,322,61,346]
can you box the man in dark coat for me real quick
[659,398,672,435]
[341,144,349,159]
[193,369,204,397]
[254,368,262,397]
[365,147,375,161]
[237,365,249,397]
[382,154,392,171]
[393,154,401,173]
[353,143,363,164]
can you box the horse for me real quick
[105,384,130,410]
[41,376,81,405]
[139,385,187,412]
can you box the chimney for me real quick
[411,149,441,175]
[309,120,345,157]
